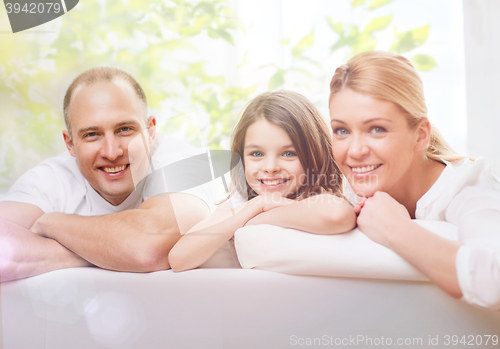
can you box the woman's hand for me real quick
[356,191,411,247]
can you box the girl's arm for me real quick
[245,193,356,235]
[168,195,292,272]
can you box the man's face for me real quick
[63,80,155,206]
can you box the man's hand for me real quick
[30,212,59,237]
[0,201,93,282]
[28,193,210,272]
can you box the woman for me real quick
[329,51,500,310]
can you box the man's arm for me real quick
[30,193,210,272]
[0,202,92,282]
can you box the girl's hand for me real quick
[354,196,367,215]
[356,191,411,247]
[248,193,295,213]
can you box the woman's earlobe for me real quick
[415,119,432,152]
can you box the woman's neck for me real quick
[390,156,446,219]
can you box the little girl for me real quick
[168,90,356,272]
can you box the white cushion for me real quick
[234,220,458,281]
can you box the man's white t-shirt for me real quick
[0,134,224,216]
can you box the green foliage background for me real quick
[0,0,435,193]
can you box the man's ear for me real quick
[414,118,432,152]
[146,116,156,144]
[63,130,76,157]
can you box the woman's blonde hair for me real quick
[230,90,343,201]
[329,51,464,163]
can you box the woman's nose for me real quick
[347,135,370,159]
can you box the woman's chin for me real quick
[350,186,378,198]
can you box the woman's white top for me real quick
[415,157,500,310]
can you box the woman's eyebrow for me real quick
[363,118,392,124]
[330,119,346,124]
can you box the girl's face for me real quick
[243,118,306,197]
[329,89,424,198]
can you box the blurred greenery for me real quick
[267,0,435,94]
[0,0,250,192]
[0,0,437,193]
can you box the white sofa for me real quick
[2,267,500,349]
[3,222,500,349]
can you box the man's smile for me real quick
[99,164,129,175]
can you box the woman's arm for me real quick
[168,195,293,272]
[246,193,356,235]
[356,192,462,297]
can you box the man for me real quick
[0,67,214,281]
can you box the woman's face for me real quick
[329,89,423,198]
[243,118,306,197]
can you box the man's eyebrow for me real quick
[115,120,142,127]
[77,126,99,135]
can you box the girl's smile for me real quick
[243,118,306,197]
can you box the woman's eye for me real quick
[370,126,386,134]
[250,151,263,157]
[333,128,349,136]
[283,151,296,157]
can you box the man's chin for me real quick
[91,182,135,206]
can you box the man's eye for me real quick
[119,127,133,133]
[283,151,296,157]
[84,132,97,138]
[333,128,349,136]
[250,151,263,157]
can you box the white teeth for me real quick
[351,164,380,173]
[103,165,126,173]
[261,179,287,185]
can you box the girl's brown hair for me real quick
[329,51,464,163]
[230,90,343,200]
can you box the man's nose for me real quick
[100,135,124,161]
[347,135,369,159]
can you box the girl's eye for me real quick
[250,151,263,157]
[370,126,386,134]
[283,151,296,157]
[333,128,349,136]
